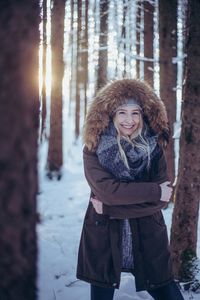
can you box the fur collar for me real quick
[83,79,169,151]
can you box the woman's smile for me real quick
[120,124,135,129]
[119,123,136,133]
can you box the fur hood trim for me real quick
[83,79,169,151]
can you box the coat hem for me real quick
[76,274,120,289]
[138,276,174,292]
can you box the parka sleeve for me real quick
[102,201,167,218]
[83,146,162,206]
[102,148,169,218]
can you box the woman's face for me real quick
[114,106,142,136]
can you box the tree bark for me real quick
[83,0,89,117]
[47,0,65,178]
[0,1,39,299]
[122,0,128,77]
[136,1,141,79]
[69,0,76,114]
[40,0,47,141]
[159,0,177,183]
[170,0,200,282]
[144,0,154,86]
[96,0,109,91]
[75,0,82,139]
[114,0,120,78]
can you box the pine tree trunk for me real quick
[0,2,39,299]
[159,0,177,183]
[144,0,154,86]
[170,0,200,282]
[75,0,82,139]
[41,0,47,141]
[122,0,127,77]
[83,0,89,117]
[96,0,109,91]
[114,0,120,77]
[136,0,141,78]
[47,0,65,178]
[69,0,76,113]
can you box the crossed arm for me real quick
[83,146,172,218]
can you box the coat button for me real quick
[95,221,99,226]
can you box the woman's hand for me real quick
[159,181,173,202]
[90,196,103,214]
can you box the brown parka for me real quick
[76,79,173,291]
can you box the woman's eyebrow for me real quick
[117,108,127,112]
[117,108,140,112]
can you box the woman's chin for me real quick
[120,129,134,136]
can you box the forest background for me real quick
[0,0,200,299]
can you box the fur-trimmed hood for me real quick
[83,79,169,151]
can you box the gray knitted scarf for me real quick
[96,121,159,181]
[96,121,159,270]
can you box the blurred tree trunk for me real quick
[144,0,154,86]
[136,1,141,79]
[69,0,76,113]
[170,0,200,282]
[0,1,39,299]
[83,0,89,117]
[159,0,177,183]
[75,0,82,139]
[114,0,120,77]
[122,0,128,77]
[40,0,47,141]
[47,0,65,179]
[96,0,109,91]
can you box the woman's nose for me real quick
[125,114,134,123]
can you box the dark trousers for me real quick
[148,280,184,300]
[90,280,184,300]
[90,285,115,300]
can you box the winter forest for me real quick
[0,0,200,299]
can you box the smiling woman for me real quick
[77,79,185,300]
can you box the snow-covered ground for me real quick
[37,140,200,300]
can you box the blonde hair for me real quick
[113,114,151,170]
